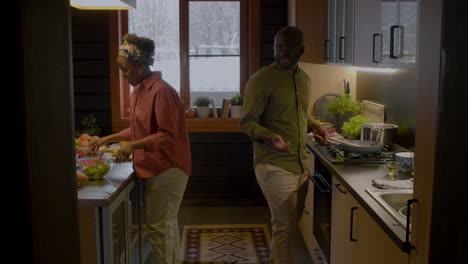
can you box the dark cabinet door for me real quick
[354,0,381,67]
[289,0,328,64]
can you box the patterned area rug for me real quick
[181,224,271,264]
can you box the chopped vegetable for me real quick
[82,160,111,180]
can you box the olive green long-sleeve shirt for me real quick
[241,64,315,174]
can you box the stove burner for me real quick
[318,144,398,164]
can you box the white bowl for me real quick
[395,152,414,171]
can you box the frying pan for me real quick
[328,137,384,154]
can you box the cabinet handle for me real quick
[339,37,346,60]
[335,184,348,194]
[402,199,418,252]
[324,39,330,60]
[390,25,402,59]
[372,33,380,63]
[127,201,133,229]
[349,206,358,241]
[310,174,331,193]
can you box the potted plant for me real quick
[230,94,244,118]
[327,92,362,133]
[193,96,211,118]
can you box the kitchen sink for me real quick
[366,189,413,228]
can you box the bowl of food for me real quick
[78,157,112,180]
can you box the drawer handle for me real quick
[349,206,358,242]
[335,184,348,194]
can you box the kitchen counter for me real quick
[77,161,135,207]
[306,138,409,250]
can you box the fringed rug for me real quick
[181,224,271,264]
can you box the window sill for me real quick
[187,118,241,132]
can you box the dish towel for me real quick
[372,178,413,190]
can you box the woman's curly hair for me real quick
[119,34,155,66]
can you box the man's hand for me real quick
[312,127,328,144]
[270,134,291,152]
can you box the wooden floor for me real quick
[177,206,314,264]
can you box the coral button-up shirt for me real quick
[119,72,191,178]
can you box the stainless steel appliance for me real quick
[361,123,398,145]
[312,143,409,165]
[310,157,332,263]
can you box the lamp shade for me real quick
[71,0,136,10]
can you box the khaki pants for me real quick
[144,168,188,264]
[255,163,309,264]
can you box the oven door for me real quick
[310,157,332,263]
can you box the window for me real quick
[110,0,259,131]
[187,1,240,107]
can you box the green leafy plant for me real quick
[230,94,244,106]
[76,114,101,137]
[193,96,210,107]
[327,92,362,115]
[341,115,372,139]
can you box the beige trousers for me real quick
[255,163,309,264]
[144,168,188,264]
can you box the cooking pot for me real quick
[328,137,384,154]
[361,123,398,146]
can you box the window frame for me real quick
[110,0,259,132]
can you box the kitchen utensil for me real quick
[361,100,385,123]
[329,137,384,154]
[361,123,398,146]
[313,93,340,121]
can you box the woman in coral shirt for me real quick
[91,33,191,264]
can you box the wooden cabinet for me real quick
[354,0,418,67]
[79,180,151,264]
[288,0,328,64]
[330,175,408,264]
[380,0,418,66]
[330,0,355,64]
[330,176,359,264]
[354,0,381,67]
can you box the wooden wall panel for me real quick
[71,8,112,136]
[185,132,265,205]
[260,0,288,67]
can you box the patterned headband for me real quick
[118,40,154,65]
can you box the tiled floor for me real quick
[178,206,314,264]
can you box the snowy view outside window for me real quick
[189,1,240,107]
[129,0,240,107]
[128,0,180,92]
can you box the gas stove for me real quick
[312,143,409,165]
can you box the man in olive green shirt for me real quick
[241,26,327,263]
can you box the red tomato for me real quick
[185,109,196,118]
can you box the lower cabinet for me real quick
[79,179,152,264]
[330,175,409,264]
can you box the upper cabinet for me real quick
[288,0,328,64]
[328,0,355,65]
[355,0,418,67]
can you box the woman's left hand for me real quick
[115,142,133,163]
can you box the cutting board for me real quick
[361,100,385,123]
